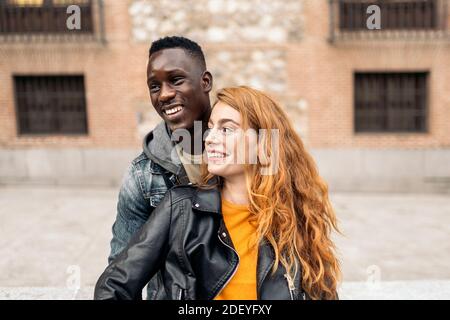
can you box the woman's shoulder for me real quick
[168,183,221,213]
[168,183,197,203]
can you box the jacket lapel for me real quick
[191,179,222,215]
[257,239,275,299]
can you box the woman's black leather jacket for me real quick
[94,184,311,300]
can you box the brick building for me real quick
[0,0,449,192]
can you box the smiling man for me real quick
[108,36,213,300]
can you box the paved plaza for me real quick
[0,185,449,299]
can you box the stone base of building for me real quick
[1,148,449,193]
[1,281,449,300]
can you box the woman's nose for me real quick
[205,128,219,145]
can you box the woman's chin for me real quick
[207,163,226,176]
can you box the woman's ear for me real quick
[257,130,280,176]
[201,71,213,93]
[257,135,270,166]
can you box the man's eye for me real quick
[150,84,160,92]
[173,77,184,85]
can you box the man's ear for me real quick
[201,71,213,93]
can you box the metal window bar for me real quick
[354,72,428,133]
[0,0,105,43]
[329,0,450,42]
[13,75,89,135]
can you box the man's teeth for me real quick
[165,106,183,115]
[208,152,226,158]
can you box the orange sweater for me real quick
[214,198,258,300]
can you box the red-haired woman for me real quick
[94,86,341,300]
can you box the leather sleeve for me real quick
[94,190,173,300]
[109,163,153,264]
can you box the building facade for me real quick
[0,0,449,192]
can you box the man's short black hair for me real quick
[149,36,206,70]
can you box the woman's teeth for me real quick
[165,106,183,115]
[208,152,226,158]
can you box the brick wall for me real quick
[1,0,448,149]
[0,1,141,148]
[293,0,450,148]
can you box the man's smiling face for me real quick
[147,48,212,132]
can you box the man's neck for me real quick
[170,107,211,156]
[187,122,206,155]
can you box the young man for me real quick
[108,36,213,299]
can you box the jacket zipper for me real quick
[284,273,296,300]
[212,232,240,299]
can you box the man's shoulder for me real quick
[130,151,169,178]
[131,151,149,166]
[128,151,154,177]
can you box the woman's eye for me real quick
[150,84,160,92]
[222,127,233,134]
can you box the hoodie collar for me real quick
[142,121,186,176]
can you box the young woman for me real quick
[94,86,341,300]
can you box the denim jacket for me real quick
[108,121,190,299]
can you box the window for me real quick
[354,72,428,133]
[329,0,449,41]
[14,75,88,135]
[339,0,439,30]
[0,0,102,40]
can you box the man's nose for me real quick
[159,83,176,102]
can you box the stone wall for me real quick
[128,0,308,139]
[129,0,303,44]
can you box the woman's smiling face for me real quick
[205,101,257,179]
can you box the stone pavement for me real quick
[0,185,449,299]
